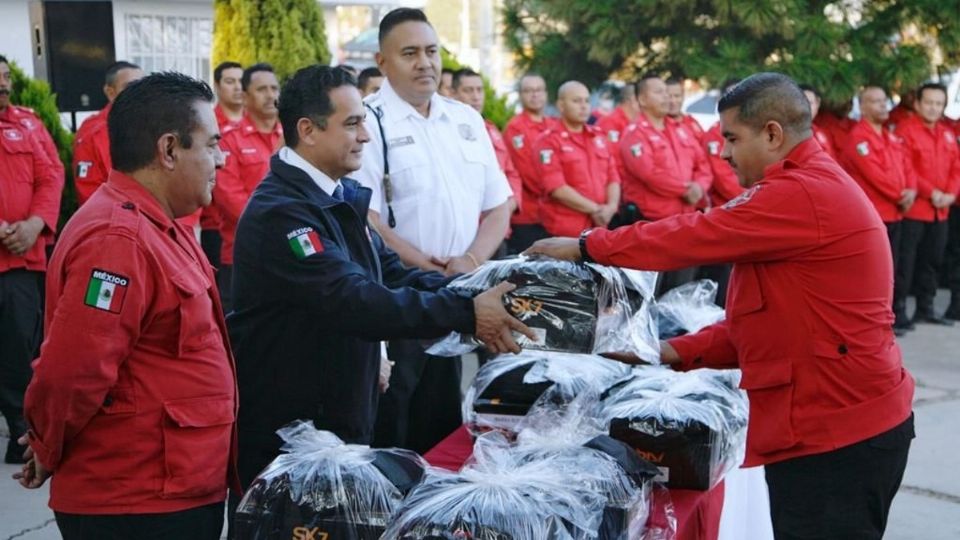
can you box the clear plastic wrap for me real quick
[655,280,726,339]
[427,256,660,361]
[600,367,748,491]
[463,351,632,436]
[235,420,426,540]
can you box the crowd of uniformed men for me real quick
[0,5,953,539]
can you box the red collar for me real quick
[104,171,176,232]
[763,137,823,177]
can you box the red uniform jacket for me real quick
[886,104,914,131]
[814,111,853,158]
[676,114,705,142]
[0,105,64,180]
[619,112,713,220]
[840,120,913,223]
[72,105,112,205]
[585,138,914,467]
[896,115,960,222]
[596,106,633,180]
[503,111,559,225]
[533,124,620,237]
[25,172,239,514]
[214,116,283,264]
[0,116,62,273]
[202,105,242,232]
[702,123,745,207]
[484,119,523,214]
[811,124,837,160]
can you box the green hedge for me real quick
[9,61,76,230]
[442,49,513,130]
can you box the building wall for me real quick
[0,0,36,77]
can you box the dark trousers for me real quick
[217,264,233,316]
[885,221,908,319]
[506,223,549,255]
[899,218,948,315]
[765,415,913,540]
[55,502,224,540]
[200,228,222,270]
[945,206,960,304]
[0,270,43,458]
[373,340,462,454]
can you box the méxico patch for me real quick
[84,269,129,313]
[287,227,323,259]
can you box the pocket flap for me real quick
[739,358,792,390]
[728,265,764,317]
[169,267,209,298]
[164,396,234,428]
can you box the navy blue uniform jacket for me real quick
[228,156,475,479]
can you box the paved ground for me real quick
[1,292,958,539]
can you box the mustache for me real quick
[0,89,10,96]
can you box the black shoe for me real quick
[893,327,909,337]
[893,316,916,331]
[945,305,960,321]
[913,311,955,326]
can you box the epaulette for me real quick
[107,198,143,237]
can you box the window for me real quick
[125,14,212,82]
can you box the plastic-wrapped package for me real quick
[463,351,632,436]
[382,432,609,540]
[655,280,726,339]
[601,367,748,491]
[427,256,660,361]
[235,421,426,540]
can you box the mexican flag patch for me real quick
[512,135,524,149]
[856,141,869,156]
[707,141,720,156]
[608,130,620,143]
[630,143,643,157]
[84,270,129,313]
[539,149,553,164]
[287,227,323,259]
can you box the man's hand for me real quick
[591,204,617,227]
[378,357,394,393]
[898,189,917,213]
[473,281,537,354]
[943,193,957,207]
[682,182,705,205]
[1,216,45,256]
[659,340,681,365]
[11,436,51,489]
[523,237,582,262]
[434,254,478,277]
[931,189,948,209]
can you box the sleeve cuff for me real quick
[27,430,58,472]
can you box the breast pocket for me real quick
[169,267,221,355]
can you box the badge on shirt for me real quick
[240,147,258,155]
[19,118,34,130]
[594,137,606,149]
[84,270,129,314]
[630,143,643,157]
[77,161,93,178]
[287,227,324,259]
[946,132,956,144]
[388,135,415,148]
[722,185,762,210]
[608,130,620,143]
[539,149,554,164]
[512,135,524,149]
[458,123,477,141]
[3,129,23,141]
[856,142,869,156]
[707,141,720,156]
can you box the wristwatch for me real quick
[579,229,595,263]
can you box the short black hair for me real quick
[214,61,242,84]
[665,76,683,87]
[634,74,662,97]
[241,63,275,92]
[105,61,140,87]
[357,67,382,91]
[278,65,357,148]
[379,8,430,45]
[108,72,214,173]
[452,68,482,90]
[717,72,811,137]
[0,55,9,66]
[338,64,358,76]
[917,82,948,102]
[720,78,742,95]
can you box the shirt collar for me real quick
[379,79,450,124]
[104,170,176,231]
[278,146,340,197]
[763,137,822,177]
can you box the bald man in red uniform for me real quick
[528,73,913,540]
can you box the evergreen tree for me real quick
[212,0,332,81]
[503,0,960,104]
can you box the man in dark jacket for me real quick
[228,65,533,490]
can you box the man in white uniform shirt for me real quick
[355,7,513,453]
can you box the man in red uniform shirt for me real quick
[842,85,917,332]
[813,98,854,154]
[946,114,960,320]
[596,82,640,147]
[800,84,837,160]
[16,72,237,540]
[503,73,559,252]
[72,61,143,205]
[895,82,960,325]
[527,73,914,539]
[214,62,282,312]
[887,89,915,131]
[532,81,620,237]
[702,78,745,208]
[665,77,705,142]
[0,57,63,180]
[0,57,62,464]
[453,68,522,247]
